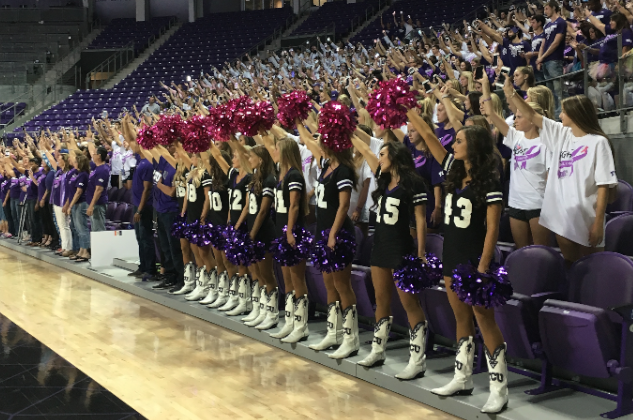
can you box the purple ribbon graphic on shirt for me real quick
[415,155,427,168]
[514,146,541,170]
[557,146,588,178]
[440,134,453,147]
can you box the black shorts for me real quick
[507,207,541,222]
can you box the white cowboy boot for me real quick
[226,275,253,316]
[208,271,229,308]
[185,265,208,301]
[241,281,261,322]
[431,336,475,396]
[246,286,268,327]
[270,291,294,339]
[171,262,196,295]
[199,268,219,305]
[308,301,343,351]
[481,343,509,413]
[218,274,240,311]
[281,294,309,343]
[254,288,279,330]
[395,321,428,380]
[328,305,360,359]
[358,316,392,367]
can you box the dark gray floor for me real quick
[1,238,631,420]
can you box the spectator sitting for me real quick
[140,96,161,116]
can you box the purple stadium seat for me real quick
[107,203,128,230]
[121,205,135,229]
[107,187,119,203]
[350,265,375,319]
[305,262,327,306]
[537,252,633,418]
[113,187,126,203]
[607,180,633,215]
[494,246,566,360]
[105,201,117,221]
[357,234,373,267]
[605,213,633,256]
[425,233,443,260]
[122,188,133,204]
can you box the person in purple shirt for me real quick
[20,157,43,245]
[39,163,59,249]
[128,140,156,279]
[149,147,184,289]
[479,23,528,75]
[67,154,91,262]
[46,151,73,256]
[0,170,8,237]
[8,167,22,237]
[64,157,80,257]
[86,146,110,233]
[404,120,445,230]
[525,15,546,82]
[537,1,567,116]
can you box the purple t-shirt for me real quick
[37,171,48,201]
[153,157,178,213]
[86,164,110,206]
[65,168,78,206]
[530,33,545,68]
[132,156,154,208]
[73,172,88,203]
[19,173,28,202]
[25,170,41,200]
[542,17,567,63]
[51,169,64,207]
[501,38,529,74]
[9,169,21,199]
[600,26,633,64]
[435,122,455,154]
[0,176,6,202]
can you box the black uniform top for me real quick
[228,167,252,225]
[175,168,188,211]
[247,172,276,230]
[370,166,428,268]
[207,172,229,226]
[186,169,211,223]
[274,167,305,236]
[315,158,355,239]
[441,153,503,273]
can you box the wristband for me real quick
[441,94,450,99]
[481,97,491,103]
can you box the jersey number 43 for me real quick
[444,193,472,228]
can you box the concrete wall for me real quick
[95,0,242,22]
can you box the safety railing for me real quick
[83,42,135,90]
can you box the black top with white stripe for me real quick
[207,172,229,226]
[274,167,305,236]
[228,167,252,225]
[315,158,355,238]
[441,153,503,263]
[247,172,276,232]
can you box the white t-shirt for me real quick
[503,127,551,210]
[110,141,123,175]
[122,149,136,180]
[287,133,320,205]
[365,136,385,213]
[539,117,617,247]
[349,159,372,218]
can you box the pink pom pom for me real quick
[318,100,356,153]
[366,77,418,129]
[207,104,237,142]
[136,125,159,149]
[182,115,213,154]
[154,114,184,145]
[277,90,311,127]
[228,95,254,111]
[235,101,275,136]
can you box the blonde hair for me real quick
[527,85,555,119]
[460,71,475,93]
[418,97,434,117]
[490,93,504,118]
[186,155,204,188]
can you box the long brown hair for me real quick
[321,144,358,191]
[76,155,90,173]
[249,145,275,196]
[209,150,232,191]
[277,138,309,216]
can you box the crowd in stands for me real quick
[0,0,627,416]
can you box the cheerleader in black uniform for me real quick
[204,144,236,311]
[294,122,360,355]
[261,135,310,343]
[216,140,256,316]
[173,154,212,297]
[349,136,432,379]
[235,144,279,330]
[408,110,508,414]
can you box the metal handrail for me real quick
[84,42,135,90]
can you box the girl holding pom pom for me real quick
[261,135,311,344]
[408,110,508,414]
[295,120,360,357]
[238,144,280,330]
[350,135,432,380]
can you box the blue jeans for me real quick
[72,202,90,249]
[156,211,184,282]
[134,205,156,274]
[10,198,22,236]
[534,68,545,83]
[543,60,564,117]
[90,204,106,232]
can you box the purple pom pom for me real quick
[394,253,443,294]
[209,224,230,250]
[451,262,513,308]
[183,220,200,244]
[225,225,256,266]
[196,222,216,247]
[170,214,187,238]
[311,228,356,273]
[272,225,313,267]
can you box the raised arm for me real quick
[502,76,542,129]
[208,141,231,175]
[349,135,379,174]
[479,76,509,136]
[407,109,448,165]
[296,119,323,162]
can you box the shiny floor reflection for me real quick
[0,314,142,420]
[0,248,457,420]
